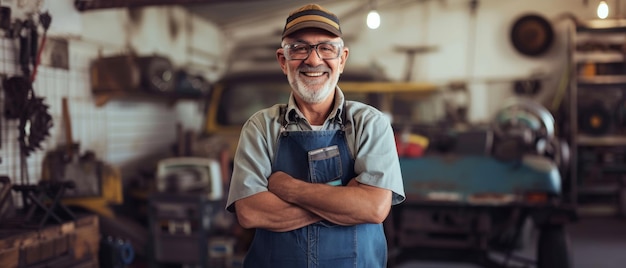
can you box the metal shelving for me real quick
[577,134,626,146]
[570,19,626,217]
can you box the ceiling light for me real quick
[597,1,609,19]
[367,10,380,29]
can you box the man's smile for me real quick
[301,71,326,77]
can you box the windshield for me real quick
[216,73,439,126]
[214,79,437,128]
[217,82,291,126]
[215,83,377,127]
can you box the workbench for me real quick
[0,214,99,268]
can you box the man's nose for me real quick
[304,48,324,65]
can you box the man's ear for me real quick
[277,48,288,74]
[339,47,349,74]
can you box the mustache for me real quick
[297,65,331,73]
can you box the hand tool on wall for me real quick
[55,97,102,197]
[18,18,35,78]
[2,75,52,187]
[31,11,52,83]
[15,11,52,82]
[62,97,75,159]
[3,75,53,156]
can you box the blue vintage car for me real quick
[386,98,577,268]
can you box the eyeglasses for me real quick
[282,42,343,60]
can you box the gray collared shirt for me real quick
[226,87,405,212]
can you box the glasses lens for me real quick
[286,43,310,60]
[317,43,340,59]
[285,43,341,60]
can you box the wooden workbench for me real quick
[0,214,99,268]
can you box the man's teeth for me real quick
[303,72,324,77]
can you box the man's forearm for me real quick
[268,172,392,225]
[235,191,322,232]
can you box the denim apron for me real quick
[243,106,387,268]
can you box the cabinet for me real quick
[570,19,626,217]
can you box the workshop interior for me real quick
[0,0,625,267]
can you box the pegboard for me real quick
[0,36,182,211]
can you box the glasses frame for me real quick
[282,42,344,61]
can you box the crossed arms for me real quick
[234,171,392,232]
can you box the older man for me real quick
[226,4,405,267]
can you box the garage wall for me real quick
[0,1,224,192]
[225,0,603,122]
[0,0,614,189]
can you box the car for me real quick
[387,98,577,268]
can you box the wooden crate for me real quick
[0,214,100,268]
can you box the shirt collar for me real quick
[284,86,345,125]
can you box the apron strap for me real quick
[278,104,298,130]
[340,102,348,126]
[279,104,287,127]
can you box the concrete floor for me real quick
[395,216,626,268]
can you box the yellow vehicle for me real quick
[202,68,439,157]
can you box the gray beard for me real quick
[290,74,338,104]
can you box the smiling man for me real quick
[226,4,405,268]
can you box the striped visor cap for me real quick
[282,4,342,39]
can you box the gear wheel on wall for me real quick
[19,96,53,156]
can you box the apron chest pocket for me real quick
[308,145,343,185]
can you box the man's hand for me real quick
[268,171,305,203]
[234,191,321,232]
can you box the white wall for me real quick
[0,0,613,185]
[0,0,225,184]
[224,0,603,122]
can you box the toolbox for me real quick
[149,192,221,267]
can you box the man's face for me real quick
[277,29,349,104]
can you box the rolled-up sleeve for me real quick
[225,108,277,212]
[349,104,406,205]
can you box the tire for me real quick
[537,225,572,268]
[619,184,626,217]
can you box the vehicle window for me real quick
[217,83,291,126]
[214,81,437,127]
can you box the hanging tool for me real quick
[31,11,52,83]
[18,18,35,78]
[15,11,52,82]
[10,12,54,185]
[62,97,75,159]
[49,97,103,198]
[19,95,53,156]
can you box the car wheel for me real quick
[537,225,572,268]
